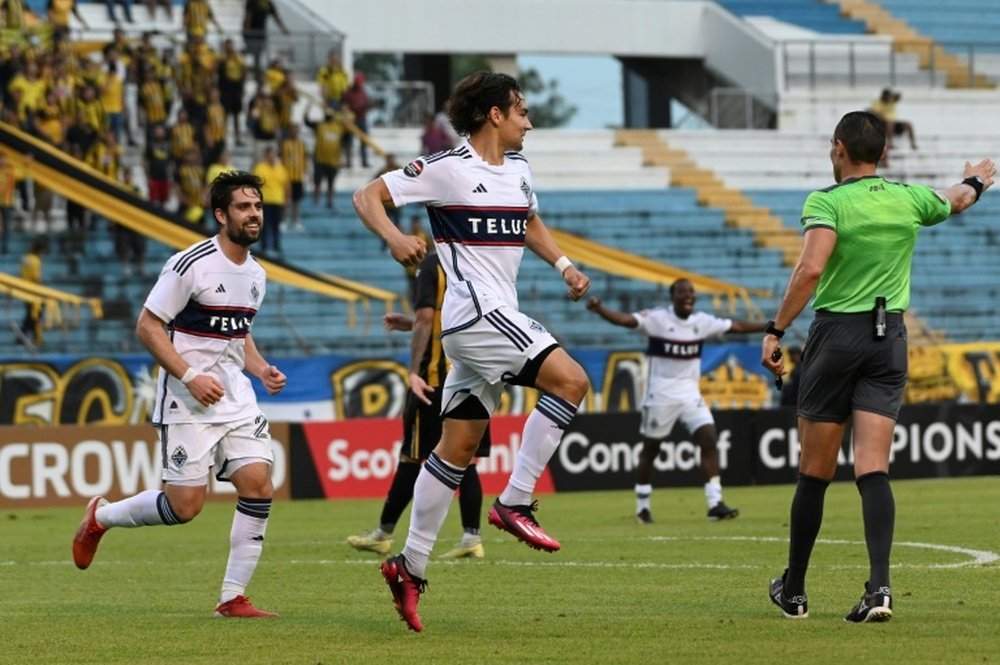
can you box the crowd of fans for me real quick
[0,0,388,269]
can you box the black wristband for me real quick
[962,176,984,202]
[765,320,785,339]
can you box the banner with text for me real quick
[0,424,291,508]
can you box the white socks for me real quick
[96,490,180,528]
[402,452,466,578]
[499,394,577,506]
[220,497,271,604]
[635,484,652,513]
[705,476,723,509]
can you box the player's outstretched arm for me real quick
[585,296,639,328]
[353,178,426,268]
[525,213,590,301]
[939,159,997,214]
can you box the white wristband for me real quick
[554,255,573,275]
[180,368,198,384]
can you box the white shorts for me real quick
[441,306,558,416]
[639,395,714,439]
[158,412,273,486]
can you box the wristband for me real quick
[962,176,984,202]
[554,255,573,275]
[180,368,198,384]
[765,320,785,339]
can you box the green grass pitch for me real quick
[2,477,998,664]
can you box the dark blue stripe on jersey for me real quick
[535,393,577,429]
[427,205,529,247]
[424,452,464,490]
[647,337,704,359]
[504,151,528,162]
[173,240,216,275]
[171,301,257,339]
[236,497,272,519]
[485,310,531,350]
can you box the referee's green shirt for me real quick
[800,175,951,313]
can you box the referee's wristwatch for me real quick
[765,320,785,339]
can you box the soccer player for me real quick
[586,281,766,523]
[353,71,591,632]
[72,171,287,618]
[347,252,491,561]
[761,111,995,622]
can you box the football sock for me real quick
[499,393,577,506]
[635,484,652,513]
[220,497,271,604]
[458,463,483,533]
[856,471,894,591]
[379,460,421,533]
[784,473,830,597]
[96,490,181,528]
[705,476,723,509]
[403,452,465,578]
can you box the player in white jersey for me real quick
[354,71,591,632]
[587,279,766,522]
[72,171,287,618]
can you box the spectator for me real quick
[144,124,172,208]
[341,72,372,169]
[251,144,289,255]
[870,88,917,154]
[101,60,127,145]
[421,111,454,155]
[1,0,27,30]
[169,108,197,169]
[183,0,222,40]
[217,39,247,146]
[315,50,348,110]
[47,0,89,47]
[105,0,134,24]
[247,91,279,146]
[176,148,206,225]
[138,69,169,142]
[280,123,307,232]
[19,235,48,346]
[203,87,227,163]
[243,0,288,80]
[304,105,343,209]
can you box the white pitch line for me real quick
[5,536,996,570]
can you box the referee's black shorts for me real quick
[400,387,491,460]
[798,310,907,423]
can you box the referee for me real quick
[760,110,996,622]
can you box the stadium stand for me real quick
[715,0,867,34]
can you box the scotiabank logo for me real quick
[302,415,553,499]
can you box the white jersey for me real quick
[382,140,539,334]
[144,237,267,425]
[633,306,732,404]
